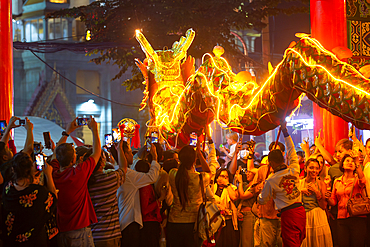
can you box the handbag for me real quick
[346,177,370,217]
[195,174,225,242]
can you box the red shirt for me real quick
[139,185,162,223]
[51,157,98,232]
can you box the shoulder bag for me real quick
[346,177,370,217]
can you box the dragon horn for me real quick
[172,28,195,58]
[135,30,158,61]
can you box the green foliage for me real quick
[48,0,309,91]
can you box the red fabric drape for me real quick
[0,0,13,122]
[311,0,349,154]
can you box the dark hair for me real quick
[88,150,105,187]
[269,142,285,152]
[336,139,353,151]
[0,142,8,165]
[305,158,320,168]
[195,151,206,167]
[76,146,92,162]
[339,154,353,172]
[163,159,178,173]
[215,168,232,184]
[55,143,75,168]
[297,151,304,157]
[163,150,177,162]
[147,143,164,163]
[135,160,150,173]
[268,149,284,165]
[366,138,370,146]
[11,152,34,184]
[176,145,196,210]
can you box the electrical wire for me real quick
[14,41,134,53]
[30,51,140,108]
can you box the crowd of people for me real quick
[0,115,369,247]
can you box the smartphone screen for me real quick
[77,118,89,126]
[190,132,197,146]
[151,131,159,144]
[146,136,151,151]
[35,153,45,171]
[34,143,41,154]
[0,120,7,135]
[105,134,113,147]
[43,132,51,149]
[112,128,121,143]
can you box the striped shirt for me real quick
[88,168,125,241]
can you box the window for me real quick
[76,70,100,95]
[13,20,23,42]
[49,0,67,3]
[24,19,44,42]
[48,18,68,40]
[72,19,86,41]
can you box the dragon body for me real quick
[136,29,370,147]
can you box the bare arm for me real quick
[315,131,336,165]
[43,161,58,199]
[226,185,239,201]
[235,172,254,200]
[1,116,20,144]
[51,117,80,160]
[229,143,241,175]
[115,140,128,173]
[22,118,34,155]
[88,116,101,165]
[300,140,311,162]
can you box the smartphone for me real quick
[77,117,89,126]
[105,134,113,148]
[151,131,159,144]
[219,144,224,148]
[19,119,26,125]
[112,128,121,143]
[34,142,41,154]
[0,120,7,135]
[43,132,52,149]
[146,136,151,152]
[35,153,45,171]
[190,132,197,146]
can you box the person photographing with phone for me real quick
[1,151,58,246]
[50,116,101,247]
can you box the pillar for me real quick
[0,0,13,122]
[311,0,348,154]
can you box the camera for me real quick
[43,132,52,149]
[146,136,151,151]
[245,140,256,150]
[77,117,89,126]
[112,128,121,143]
[151,131,159,144]
[35,153,45,171]
[19,119,26,125]
[105,134,113,148]
[190,132,197,146]
[34,142,41,154]
[0,120,7,135]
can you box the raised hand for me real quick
[66,117,81,135]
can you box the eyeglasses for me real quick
[218,175,229,179]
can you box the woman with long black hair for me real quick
[167,142,212,247]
